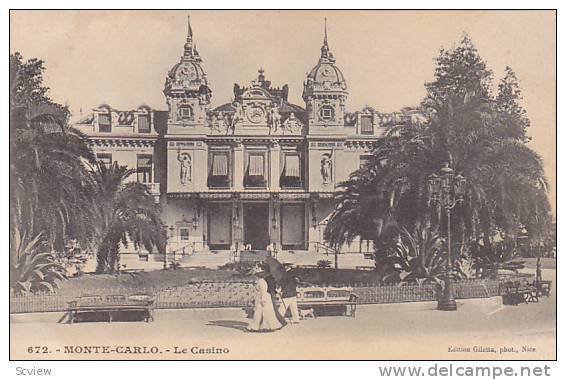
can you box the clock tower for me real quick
[164,15,212,129]
[303,19,348,135]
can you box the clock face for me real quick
[179,64,197,80]
[246,106,265,124]
[321,66,332,77]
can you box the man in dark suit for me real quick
[261,267,287,326]
[277,268,300,324]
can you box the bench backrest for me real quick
[297,286,354,302]
[73,294,153,307]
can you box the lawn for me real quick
[58,268,249,296]
[55,266,385,297]
[521,257,556,269]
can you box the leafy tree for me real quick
[90,162,166,273]
[10,52,96,252]
[495,66,531,142]
[425,33,493,102]
[325,34,551,267]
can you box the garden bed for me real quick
[10,266,505,314]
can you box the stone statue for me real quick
[177,151,192,185]
[283,112,302,134]
[320,154,332,185]
[231,102,243,132]
[209,112,227,134]
[269,106,281,133]
[217,112,230,135]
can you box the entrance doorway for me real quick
[243,203,270,250]
[208,202,232,250]
[280,203,306,250]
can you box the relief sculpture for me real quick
[177,151,192,185]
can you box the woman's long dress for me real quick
[247,278,283,332]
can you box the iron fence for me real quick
[10,278,504,314]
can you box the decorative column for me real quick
[269,140,281,191]
[189,196,206,252]
[232,194,243,248]
[201,201,209,251]
[308,195,319,253]
[233,139,244,191]
[269,194,281,249]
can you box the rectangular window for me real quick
[360,115,374,135]
[96,153,112,169]
[212,154,228,176]
[208,152,230,188]
[245,152,266,188]
[248,154,264,176]
[179,227,190,241]
[137,154,153,183]
[98,113,112,133]
[179,105,194,120]
[138,114,151,133]
[280,153,302,188]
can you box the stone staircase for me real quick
[82,249,374,273]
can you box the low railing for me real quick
[313,242,337,255]
[10,278,504,314]
[313,242,373,256]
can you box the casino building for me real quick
[76,16,399,257]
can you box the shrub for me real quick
[218,261,257,275]
[10,229,67,295]
[317,260,332,268]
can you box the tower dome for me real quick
[302,18,347,101]
[164,15,212,127]
[164,15,211,96]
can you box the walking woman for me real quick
[247,266,283,332]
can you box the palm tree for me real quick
[324,112,440,249]
[325,35,551,263]
[10,52,96,252]
[90,162,166,273]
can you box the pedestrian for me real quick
[247,264,283,332]
[278,267,300,324]
[263,269,287,326]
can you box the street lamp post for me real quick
[428,162,467,311]
[165,225,175,270]
[536,241,544,283]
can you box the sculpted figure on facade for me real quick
[231,102,243,132]
[282,112,303,134]
[320,153,333,185]
[177,151,192,185]
[209,112,230,134]
[269,106,281,133]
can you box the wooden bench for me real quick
[67,294,155,323]
[297,286,359,317]
[500,281,538,305]
[535,280,552,298]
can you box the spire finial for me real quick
[183,13,195,58]
[187,14,193,40]
[324,17,328,46]
[320,17,330,59]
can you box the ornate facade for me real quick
[76,16,402,254]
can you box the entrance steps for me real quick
[94,250,374,272]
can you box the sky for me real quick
[9,10,556,213]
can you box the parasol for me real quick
[264,256,286,281]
